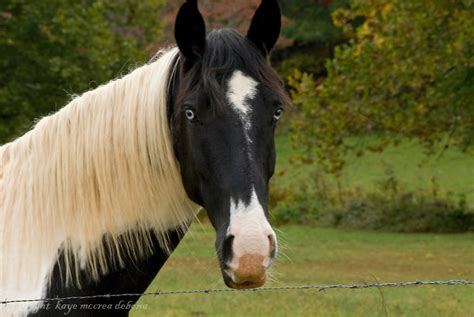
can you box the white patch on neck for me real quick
[0,234,63,316]
[227,187,276,270]
[226,70,258,144]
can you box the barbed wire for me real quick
[2,280,473,305]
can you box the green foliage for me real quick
[270,170,474,233]
[275,1,350,80]
[330,177,474,233]
[289,0,474,173]
[276,52,326,80]
[280,0,349,45]
[0,0,164,144]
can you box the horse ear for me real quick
[247,0,281,57]
[175,0,206,63]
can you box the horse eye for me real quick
[185,109,196,121]
[273,108,283,121]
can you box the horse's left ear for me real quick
[175,0,206,63]
[247,0,281,57]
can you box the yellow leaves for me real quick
[374,34,385,48]
[358,22,372,38]
[355,20,385,49]
[352,43,363,57]
[415,103,426,115]
[332,7,352,29]
[382,3,393,17]
[332,7,356,38]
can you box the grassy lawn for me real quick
[132,223,474,316]
[131,134,473,316]
[273,135,474,205]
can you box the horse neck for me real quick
[0,48,198,307]
[29,228,185,316]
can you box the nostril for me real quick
[223,234,234,263]
[268,234,277,259]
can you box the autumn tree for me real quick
[289,0,474,173]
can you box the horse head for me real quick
[171,0,289,289]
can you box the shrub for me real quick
[270,172,474,233]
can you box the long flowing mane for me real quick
[0,48,198,301]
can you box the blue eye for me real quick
[185,109,195,121]
[273,108,283,121]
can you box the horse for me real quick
[0,0,290,315]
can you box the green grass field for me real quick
[273,135,474,205]
[131,135,473,316]
[132,223,474,316]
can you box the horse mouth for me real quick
[223,271,267,289]
[228,278,266,289]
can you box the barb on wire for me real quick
[2,280,473,305]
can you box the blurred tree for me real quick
[275,0,350,79]
[0,0,164,144]
[280,0,348,45]
[289,0,474,174]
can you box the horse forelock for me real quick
[0,47,199,313]
[173,29,291,118]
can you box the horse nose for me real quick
[231,254,267,286]
[222,234,235,264]
[224,232,277,288]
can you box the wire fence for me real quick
[2,280,473,305]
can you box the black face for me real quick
[173,69,282,229]
[170,0,286,289]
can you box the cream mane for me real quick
[0,48,199,304]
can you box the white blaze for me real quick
[227,188,276,272]
[225,71,276,278]
[226,70,258,143]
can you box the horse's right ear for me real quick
[247,0,281,57]
[174,0,206,64]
